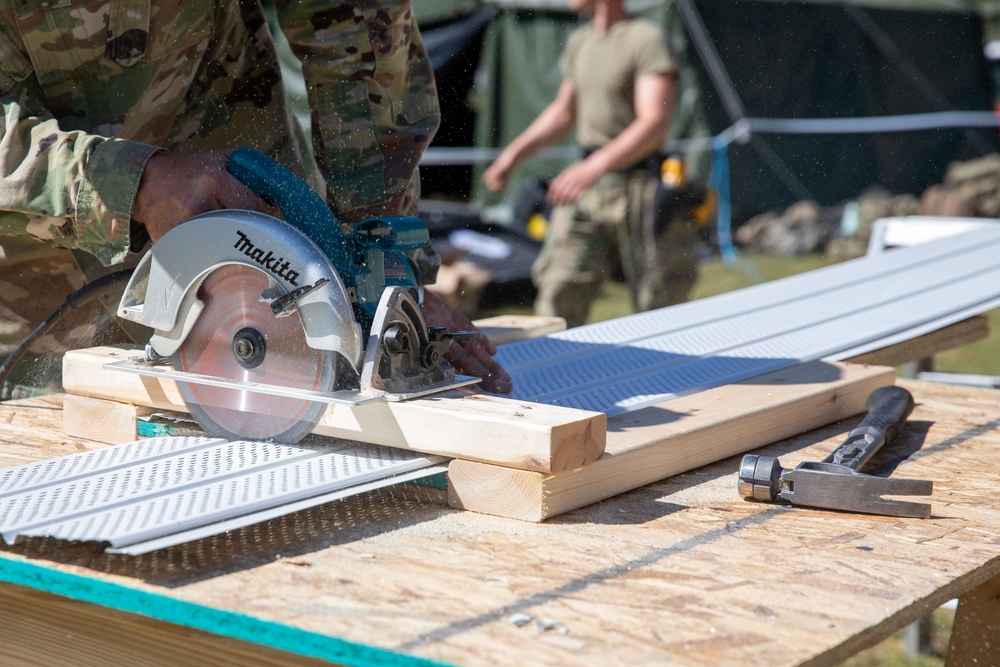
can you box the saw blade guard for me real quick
[117,210,363,368]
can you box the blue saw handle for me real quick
[226,147,353,272]
[226,147,432,335]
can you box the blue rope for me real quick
[710,136,765,283]
[711,137,736,265]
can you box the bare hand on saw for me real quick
[129,148,510,396]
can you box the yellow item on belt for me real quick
[527,213,549,241]
[660,156,684,186]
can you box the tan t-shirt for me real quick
[561,18,676,149]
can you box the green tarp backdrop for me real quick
[410,0,999,226]
[690,0,999,222]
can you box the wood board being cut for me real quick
[60,345,606,475]
[6,376,998,667]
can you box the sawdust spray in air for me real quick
[0,275,143,401]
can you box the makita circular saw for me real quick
[115,147,477,443]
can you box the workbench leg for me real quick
[946,572,1000,666]
[904,615,933,657]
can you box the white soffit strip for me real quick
[0,436,445,554]
[496,226,1000,415]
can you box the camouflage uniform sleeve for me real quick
[273,0,441,285]
[0,24,160,267]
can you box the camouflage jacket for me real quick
[0,0,440,280]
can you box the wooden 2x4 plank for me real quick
[448,361,895,521]
[842,314,990,367]
[471,315,567,345]
[60,346,605,474]
[440,316,984,520]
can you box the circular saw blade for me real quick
[173,264,336,443]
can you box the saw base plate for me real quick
[105,357,481,404]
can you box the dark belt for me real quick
[580,147,666,175]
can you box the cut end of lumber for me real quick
[447,461,547,522]
[550,411,607,472]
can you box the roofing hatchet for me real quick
[737,385,933,518]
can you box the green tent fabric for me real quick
[416,0,998,224]
[469,9,584,205]
[270,0,998,224]
[414,0,488,25]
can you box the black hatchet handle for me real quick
[824,385,915,471]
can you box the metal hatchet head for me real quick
[738,455,933,519]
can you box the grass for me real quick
[840,608,954,667]
[591,252,841,321]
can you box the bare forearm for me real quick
[496,103,575,170]
[545,72,675,206]
[482,78,578,193]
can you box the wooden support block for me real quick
[845,315,990,367]
[447,361,895,521]
[423,260,493,314]
[947,572,1000,667]
[62,394,156,444]
[61,346,605,474]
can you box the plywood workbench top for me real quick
[0,377,998,667]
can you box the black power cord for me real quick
[0,270,139,400]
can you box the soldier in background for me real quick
[0,0,510,393]
[482,0,699,328]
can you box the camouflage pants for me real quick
[531,170,699,329]
[0,236,142,358]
